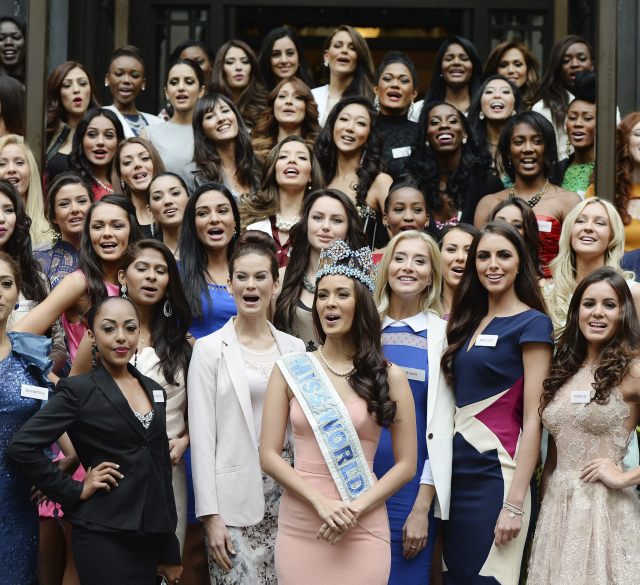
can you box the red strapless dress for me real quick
[536,215,561,278]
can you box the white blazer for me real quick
[423,311,455,520]
[188,318,305,526]
[103,104,163,139]
[311,84,330,126]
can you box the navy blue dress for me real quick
[374,320,439,584]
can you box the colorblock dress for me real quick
[443,309,553,585]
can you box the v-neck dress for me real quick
[442,309,553,585]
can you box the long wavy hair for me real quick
[313,273,396,427]
[483,41,540,109]
[251,77,320,162]
[240,135,325,228]
[320,25,375,101]
[79,194,142,306]
[191,93,260,195]
[0,179,47,302]
[424,36,483,105]
[273,189,366,334]
[375,230,443,319]
[44,172,93,234]
[411,101,493,214]
[119,239,192,385]
[45,61,101,147]
[178,183,241,320]
[546,198,632,329]
[258,26,314,90]
[441,221,548,384]
[0,134,52,245]
[534,35,593,128]
[314,96,384,209]
[210,40,268,129]
[541,267,640,412]
[614,112,640,225]
[113,137,165,199]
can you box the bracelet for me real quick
[503,501,525,519]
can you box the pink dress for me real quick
[275,397,391,584]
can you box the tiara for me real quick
[315,240,376,294]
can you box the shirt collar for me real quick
[382,312,428,333]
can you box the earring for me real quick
[511,110,516,116]
[307,181,312,192]
[462,137,468,145]
[373,95,380,112]
[323,60,329,68]
[120,180,126,191]
[566,141,572,158]
[133,347,138,369]
[121,283,127,298]
[163,297,173,318]
[425,140,430,148]
[407,101,415,120]
[479,111,485,120]
[91,344,97,370]
[13,302,19,310]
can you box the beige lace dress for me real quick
[528,368,640,584]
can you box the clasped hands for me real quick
[314,497,360,545]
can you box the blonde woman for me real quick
[373,230,453,585]
[0,134,52,246]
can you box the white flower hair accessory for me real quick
[315,240,376,294]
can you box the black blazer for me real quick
[8,362,180,565]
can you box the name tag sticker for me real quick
[475,334,499,347]
[153,390,165,403]
[392,146,411,159]
[571,390,591,404]
[21,384,48,401]
[537,220,552,233]
[401,366,426,382]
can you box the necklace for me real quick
[303,273,316,294]
[509,179,549,208]
[94,177,113,194]
[318,346,355,377]
[275,214,301,232]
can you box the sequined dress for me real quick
[527,368,640,585]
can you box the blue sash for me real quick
[278,352,374,502]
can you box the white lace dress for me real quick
[528,368,640,584]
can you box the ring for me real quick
[410,545,417,549]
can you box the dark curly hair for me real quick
[312,274,396,427]
[314,95,384,209]
[541,267,640,412]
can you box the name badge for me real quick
[401,366,426,382]
[21,383,48,401]
[153,390,165,403]
[570,390,591,404]
[475,334,499,347]
[537,220,552,233]
[392,146,411,159]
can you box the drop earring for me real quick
[91,344,97,370]
[163,297,173,318]
[133,347,138,368]
[120,283,128,298]
[373,95,380,112]
[479,111,485,120]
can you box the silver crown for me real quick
[315,240,376,294]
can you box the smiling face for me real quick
[230,252,279,317]
[578,280,621,348]
[275,141,311,191]
[570,202,611,260]
[118,142,154,194]
[307,196,349,252]
[105,56,145,108]
[480,79,516,121]
[89,203,131,263]
[83,115,118,169]
[325,30,358,77]
[202,100,239,144]
[426,103,466,154]
[497,48,528,88]
[0,143,29,197]
[561,42,593,87]
[566,100,596,151]
[54,183,91,242]
[388,237,433,300]
[375,62,417,115]
[0,192,16,250]
[384,187,428,236]
[510,122,545,180]
[119,247,169,308]
[316,273,356,337]
[89,298,140,369]
[494,204,525,235]
[165,63,203,112]
[0,258,18,321]
[441,43,472,89]
[273,81,306,128]
[148,175,189,229]
[332,103,371,155]
[475,233,519,295]
[629,121,640,167]
[223,46,251,91]
[194,190,236,251]
[60,66,92,119]
[440,228,473,289]
[0,21,24,68]
[271,36,299,82]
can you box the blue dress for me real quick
[442,309,553,585]
[34,239,80,290]
[0,333,52,584]
[189,283,237,340]
[374,319,439,584]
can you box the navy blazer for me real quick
[9,362,180,564]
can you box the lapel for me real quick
[220,320,258,448]
[426,311,446,428]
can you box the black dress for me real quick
[375,114,419,179]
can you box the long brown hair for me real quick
[541,267,640,412]
[615,112,640,225]
[441,221,548,385]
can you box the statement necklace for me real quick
[318,346,355,377]
[303,274,316,294]
[275,214,301,232]
[509,179,549,208]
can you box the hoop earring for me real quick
[91,344,97,370]
[163,297,173,318]
[120,283,127,298]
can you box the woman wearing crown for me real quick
[260,240,417,584]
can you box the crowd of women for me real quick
[0,15,638,585]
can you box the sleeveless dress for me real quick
[443,309,553,585]
[374,318,438,584]
[535,215,561,278]
[527,368,640,585]
[275,396,391,584]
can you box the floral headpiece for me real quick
[315,240,376,294]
